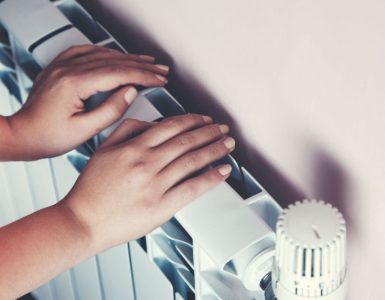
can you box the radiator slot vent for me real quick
[56,0,110,44]
[148,218,195,298]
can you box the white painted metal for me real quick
[33,28,91,66]
[0,0,71,51]
[130,242,174,300]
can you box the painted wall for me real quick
[81,0,385,298]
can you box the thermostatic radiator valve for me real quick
[264,200,347,300]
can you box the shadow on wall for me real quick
[307,146,355,232]
[79,0,354,230]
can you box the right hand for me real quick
[60,114,235,251]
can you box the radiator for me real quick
[0,1,283,299]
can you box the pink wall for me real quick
[82,0,385,297]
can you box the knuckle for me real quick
[108,65,125,75]
[50,66,67,78]
[190,114,205,124]
[138,69,148,77]
[132,160,149,173]
[210,169,222,181]
[183,184,198,200]
[131,68,147,77]
[125,159,152,183]
[209,143,224,157]
[163,118,180,131]
[184,153,199,169]
[79,55,92,64]
[117,146,135,161]
[56,70,77,86]
[142,194,162,210]
[177,133,194,147]
[209,125,221,137]
[118,143,142,162]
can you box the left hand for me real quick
[7,44,169,160]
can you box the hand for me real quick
[7,45,169,160]
[60,114,235,251]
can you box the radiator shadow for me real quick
[306,147,355,232]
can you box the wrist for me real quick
[56,195,107,253]
[4,113,49,161]
[0,115,22,161]
[6,113,39,160]
[54,200,97,254]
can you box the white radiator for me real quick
[0,1,283,299]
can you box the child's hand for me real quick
[7,45,169,160]
[60,114,234,251]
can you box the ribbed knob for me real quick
[272,200,347,300]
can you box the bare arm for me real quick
[0,46,235,299]
[0,204,92,296]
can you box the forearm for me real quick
[0,202,95,299]
[0,115,20,161]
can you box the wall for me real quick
[80,0,385,298]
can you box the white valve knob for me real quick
[272,200,347,300]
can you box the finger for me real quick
[76,65,168,100]
[75,86,137,136]
[158,136,235,188]
[67,48,158,65]
[50,44,100,63]
[79,59,169,76]
[152,123,229,167]
[133,114,213,148]
[160,164,232,213]
[41,45,104,76]
[100,119,155,148]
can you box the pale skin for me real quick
[0,45,235,299]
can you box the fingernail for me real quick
[155,74,168,83]
[219,124,229,134]
[124,87,138,104]
[155,64,170,72]
[139,55,155,62]
[202,115,213,123]
[218,164,232,176]
[224,137,235,149]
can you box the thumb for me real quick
[77,86,138,135]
